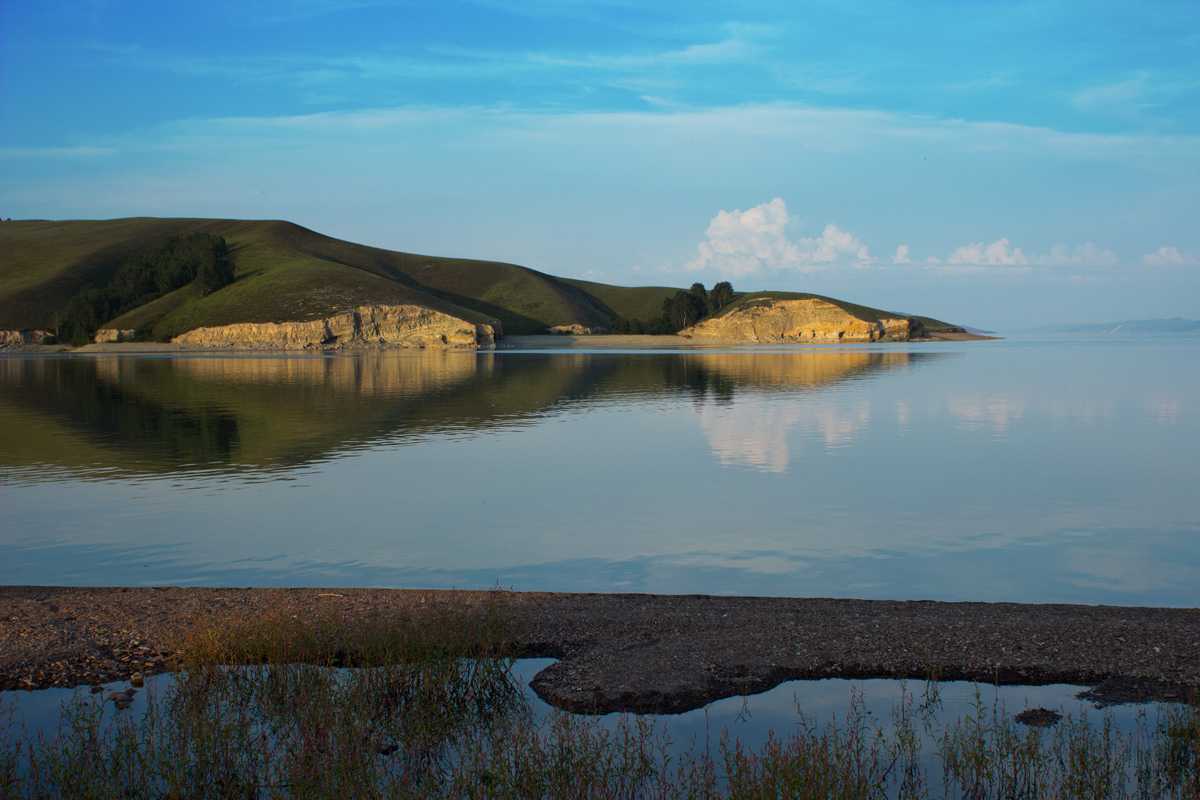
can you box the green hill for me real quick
[0,217,959,340]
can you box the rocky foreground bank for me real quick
[2,588,1195,714]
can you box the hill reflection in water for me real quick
[0,350,915,480]
[2,339,1197,607]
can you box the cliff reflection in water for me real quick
[680,352,909,472]
[0,350,926,483]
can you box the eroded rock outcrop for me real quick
[93,329,138,344]
[680,298,926,343]
[546,324,609,335]
[172,305,502,349]
[0,330,51,349]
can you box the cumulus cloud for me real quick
[686,198,799,277]
[686,198,871,276]
[946,238,1027,266]
[892,245,911,264]
[806,223,871,264]
[1141,246,1197,267]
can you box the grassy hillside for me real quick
[0,218,961,339]
[0,218,686,337]
[559,277,680,324]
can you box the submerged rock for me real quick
[1015,707,1063,727]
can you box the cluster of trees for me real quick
[57,233,236,345]
[611,281,734,335]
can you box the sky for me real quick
[2,0,1198,329]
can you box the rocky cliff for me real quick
[171,305,502,349]
[546,324,609,335]
[680,298,926,343]
[93,329,138,344]
[0,330,50,349]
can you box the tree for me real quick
[709,281,734,314]
[57,232,237,341]
[663,291,701,332]
[196,237,235,297]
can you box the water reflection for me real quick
[3,339,1198,605]
[0,350,923,482]
[699,397,874,472]
[946,392,1027,434]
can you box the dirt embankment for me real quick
[1,587,1195,714]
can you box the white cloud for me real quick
[946,238,1026,266]
[932,238,1120,277]
[686,198,800,277]
[1141,246,1197,267]
[892,244,911,264]
[686,199,871,276]
[805,223,871,264]
[1029,242,1118,267]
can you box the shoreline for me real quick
[0,329,996,356]
[2,587,1195,714]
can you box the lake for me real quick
[2,334,1198,607]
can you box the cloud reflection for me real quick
[698,397,872,472]
[947,392,1027,433]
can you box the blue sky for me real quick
[2,0,1198,328]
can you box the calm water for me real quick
[2,334,1198,606]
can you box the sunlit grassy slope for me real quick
[0,218,958,337]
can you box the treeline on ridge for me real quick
[612,281,734,335]
[55,233,236,345]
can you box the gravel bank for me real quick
[2,587,1195,714]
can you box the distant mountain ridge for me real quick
[1027,318,1200,333]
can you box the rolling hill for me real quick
[0,217,960,342]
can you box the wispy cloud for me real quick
[1029,242,1118,267]
[933,239,1120,271]
[1074,73,1157,117]
[1,146,115,159]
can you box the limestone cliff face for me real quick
[680,298,926,343]
[93,329,138,344]
[0,330,50,348]
[172,305,502,349]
